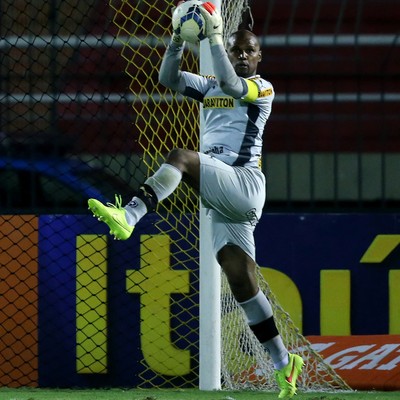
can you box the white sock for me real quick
[145,163,182,201]
[124,163,182,227]
[263,337,289,370]
[239,289,273,324]
[124,197,147,226]
[239,290,289,370]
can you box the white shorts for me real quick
[198,153,266,260]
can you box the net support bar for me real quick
[199,206,221,390]
[199,1,222,388]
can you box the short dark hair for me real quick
[228,30,260,47]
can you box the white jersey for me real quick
[181,71,274,168]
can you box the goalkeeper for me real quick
[89,2,303,398]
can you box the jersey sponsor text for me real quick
[203,96,235,109]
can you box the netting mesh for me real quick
[109,0,350,393]
[1,0,398,391]
[221,271,350,391]
[109,0,201,387]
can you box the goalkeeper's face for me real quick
[227,30,261,78]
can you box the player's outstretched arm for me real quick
[200,2,246,98]
[159,6,186,92]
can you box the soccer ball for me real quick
[172,0,207,44]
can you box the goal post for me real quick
[199,0,221,390]
[199,204,221,391]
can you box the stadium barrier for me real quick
[1,213,399,388]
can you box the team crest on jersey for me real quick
[245,208,259,226]
[203,96,235,109]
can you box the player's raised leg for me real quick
[88,159,183,240]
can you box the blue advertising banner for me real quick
[38,214,199,387]
[37,213,400,387]
[254,214,400,337]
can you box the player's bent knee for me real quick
[166,148,198,170]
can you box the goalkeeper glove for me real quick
[200,2,223,46]
[171,2,185,47]
[171,32,184,46]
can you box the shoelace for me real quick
[106,194,123,209]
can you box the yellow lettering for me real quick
[259,88,272,97]
[126,234,190,376]
[389,270,400,334]
[360,234,400,263]
[76,234,108,373]
[258,267,303,332]
[320,270,351,335]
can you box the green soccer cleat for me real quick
[88,194,134,240]
[275,353,304,399]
